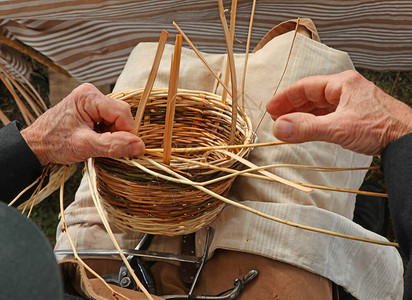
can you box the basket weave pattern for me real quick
[94,88,252,235]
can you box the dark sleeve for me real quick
[381,132,412,299]
[0,121,42,206]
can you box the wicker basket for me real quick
[93,87,253,235]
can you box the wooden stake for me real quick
[296,182,388,198]
[218,0,238,145]
[172,21,232,98]
[20,164,50,216]
[132,30,168,135]
[161,155,378,179]
[389,71,401,96]
[163,34,182,164]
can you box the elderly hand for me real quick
[266,70,412,155]
[21,83,145,165]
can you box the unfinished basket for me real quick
[92,87,253,235]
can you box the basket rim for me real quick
[106,87,254,169]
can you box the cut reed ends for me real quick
[93,88,252,235]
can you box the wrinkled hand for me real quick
[266,70,412,155]
[21,83,145,165]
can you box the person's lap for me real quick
[75,249,332,299]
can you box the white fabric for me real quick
[55,31,403,299]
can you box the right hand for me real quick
[21,83,145,165]
[266,70,412,155]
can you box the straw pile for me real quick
[93,87,253,235]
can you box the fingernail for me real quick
[276,119,293,139]
[129,141,144,156]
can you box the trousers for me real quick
[62,250,333,299]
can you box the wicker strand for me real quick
[86,161,153,300]
[221,149,312,192]
[145,141,286,154]
[60,165,131,300]
[140,157,398,247]
[132,30,168,135]
[241,0,257,112]
[255,18,301,133]
[221,0,237,104]
[173,21,232,98]
[218,0,238,144]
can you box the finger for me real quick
[74,84,134,132]
[78,130,145,160]
[273,112,341,144]
[266,74,342,119]
[87,95,134,132]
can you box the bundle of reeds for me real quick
[0,56,77,212]
[93,88,253,235]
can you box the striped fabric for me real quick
[0,43,32,79]
[0,0,411,86]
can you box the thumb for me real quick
[80,130,145,160]
[274,112,338,144]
